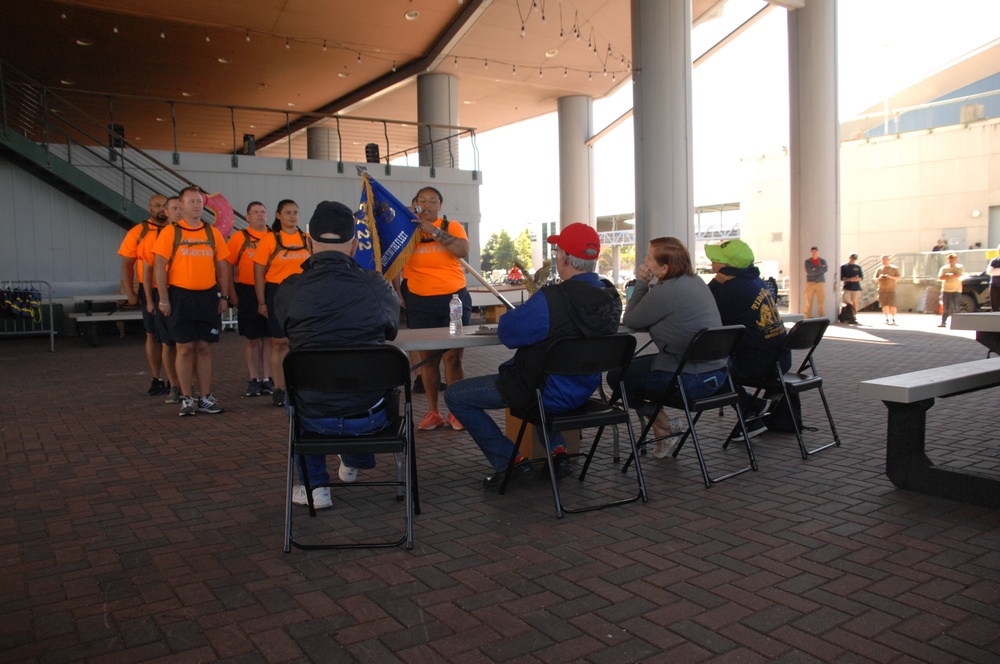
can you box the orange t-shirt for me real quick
[227,228,268,286]
[252,229,311,284]
[152,220,230,291]
[402,218,468,296]
[117,219,161,284]
[137,223,170,289]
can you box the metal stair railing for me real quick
[0,60,245,230]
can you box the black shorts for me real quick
[265,282,286,339]
[154,309,175,347]
[137,287,157,334]
[166,286,221,344]
[236,283,269,340]
[402,283,471,329]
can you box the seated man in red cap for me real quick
[445,223,622,487]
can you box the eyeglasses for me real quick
[415,198,440,205]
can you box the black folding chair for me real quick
[624,325,756,488]
[739,317,841,459]
[502,334,648,518]
[283,346,417,551]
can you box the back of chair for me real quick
[674,325,746,374]
[542,334,638,378]
[783,318,829,352]
[284,345,411,397]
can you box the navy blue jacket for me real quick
[709,266,790,379]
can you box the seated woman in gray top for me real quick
[607,237,727,457]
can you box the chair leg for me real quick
[500,420,529,495]
[622,410,657,473]
[577,426,606,481]
[538,426,564,519]
[284,446,295,554]
[393,452,404,502]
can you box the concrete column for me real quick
[306,126,339,160]
[417,73,459,168]
[631,0,694,253]
[557,96,595,229]
[787,1,839,315]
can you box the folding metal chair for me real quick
[739,317,841,459]
[624,325,756,488]
[283,345,417,551]
[502,334,648,518]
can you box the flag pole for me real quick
[459,258,516,310]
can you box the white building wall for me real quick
[741,118,1000,277]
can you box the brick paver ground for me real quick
[2,311,998,662]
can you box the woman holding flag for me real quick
[401,186,472,431]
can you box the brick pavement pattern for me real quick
[1,312,998,662]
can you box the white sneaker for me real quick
[291,485,332,509]
[652,438,681,459]
[338,456,359,483]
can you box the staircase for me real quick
[856,255,881,311]
[0,60,242,230]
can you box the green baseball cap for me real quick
[705,239,755,269]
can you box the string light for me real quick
[285,37,290,49]
[520,24,525,38]
[60,11,66,19]
[160,30,165,39]
[245,29,250,42]
[484,58,488,69]
[512,64,516,75]
[563,67,568,77]
[538,67,543,77]
[356,52,361,63]
[205,31,210,42]
[612,72,616,82]
[454,56,459,67]
[391,60,396,72]
[113,23,118,34]
[322,39,327,52]
[588,71,592,81]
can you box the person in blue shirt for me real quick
[445,223,622,488]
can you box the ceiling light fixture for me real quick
[181,92,194,97]
[218,57,231,64]
[75,39,93,46]
[405,10,420,21]
[60,80,74,86]
[338,72,350,78]
[545,48,558,58]
[287,102,296,107]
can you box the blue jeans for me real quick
[295,407,389,485]
[444,374,566,471]
[607,354,727,415]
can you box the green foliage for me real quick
[481,229,533,272]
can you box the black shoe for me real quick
[539,452,573,480]
[260,378,274,396]
[272,388,285,407]
[413,375,425,393]
[147,378,167,396]
[245,378,261,397]
[483,462,534,489]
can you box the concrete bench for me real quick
[859,358,1000,507]
[69,309,144,346]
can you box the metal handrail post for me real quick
[170,101,179,165]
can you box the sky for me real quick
[463,0,1000,244]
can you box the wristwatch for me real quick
[432,227,442,238]
[217,293,230,301]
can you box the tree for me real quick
[480,230,518,272]
[514,230,533,270]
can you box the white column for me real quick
[787,0,839,315]
[557,96,595,229]
[631,0,694,253]
[417,73,459,168]
[306,127,339,160]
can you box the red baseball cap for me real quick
[547,223,600,260]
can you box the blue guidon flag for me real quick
[354,170,419,281]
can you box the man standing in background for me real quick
[803,246,828,318]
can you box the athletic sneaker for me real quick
[245,379,261,397]
[147,378,167,396]
[197,394,224,414]
[338,456,359,483]
[164,385,182,404]
[448,413,464,431]
[291,485,333,509]
[272,388,285,408]
[418,410,446,430]
[260,378,275,396]
[179,396,197,417]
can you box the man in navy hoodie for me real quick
[706,239,790,436]
[445,223,622,488]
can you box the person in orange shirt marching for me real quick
[139,195,182,403]
[152,186,232,417]
[253,199,311,407]
[118,193,170,396]
[226,201,273,398]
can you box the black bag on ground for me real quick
[764,391,803,433]
[838,303,857,324]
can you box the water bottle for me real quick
[448,294,463,335]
